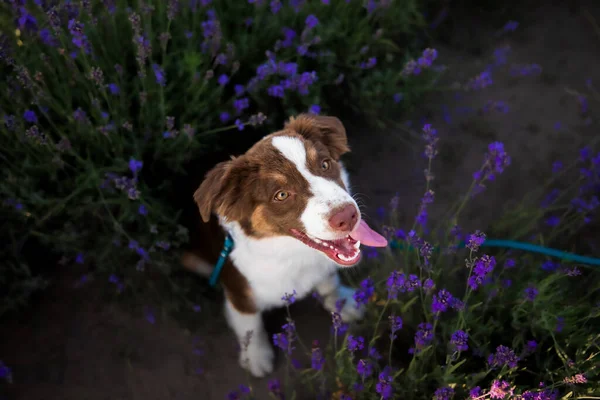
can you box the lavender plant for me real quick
[243,120,599,399]
[0,0,437,316]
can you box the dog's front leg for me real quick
[225,298,275,377]
[316,271,365,323]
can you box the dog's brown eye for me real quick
[274,191,290,201]
[321,159,331,171]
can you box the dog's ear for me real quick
[285,113,350,160]
[193,157,257,223]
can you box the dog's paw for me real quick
[323,285,366,323]
[239,338,275,378]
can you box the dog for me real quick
[181,113,387,377]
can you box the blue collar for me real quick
[208,234,234,287]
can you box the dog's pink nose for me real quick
[328,204,358,233]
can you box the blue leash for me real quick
[208,235,600,287]
[390,238,600,266]
[208,234,234,287]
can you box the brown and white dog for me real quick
[181,114,387,377]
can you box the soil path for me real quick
[1,3,599,400]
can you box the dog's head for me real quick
[194,114,387,266]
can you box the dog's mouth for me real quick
[290,220,388,266]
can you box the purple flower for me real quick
[414,322,434,348]
[270,0,281,13]
[552,161,563,173]
[267,84,285,98]
[233,98,249,114]
[450,330,469,351]
[402,59,420,76]
[487,345,519,369]
[418,48,438,68]
[416,190,434,230]
[107,83,120,95]
[432,289,455,314]
[73,108,87,122]
[281,290,296,305]
[309,104,321,115]
[138,204,148,216]
[39,28,58,46]
[375,367,394,399]
[220,112,231,123]
[281,27,297,48]
[144,306,156,324]
[75,253,85,264]
[487,142,511,173]
[0,361,12,382]
[360,57,377,69]
[273,321,295,355]
[423,278,435,292]
[217,74,229,86]
[505,258,516,268]
[393,93,403,103]
[331,309,343,329]
[524,286,538,301]
[434,386,454,400]
[305,14,319,29]
[404,274,421,292]
[235,119,245,131]
[422,123,438,159]
[152,64,166,86]
[267,379,282,396]
[468,255,496,290]
[489,380,513,399]
[542,260,559,271]
[356,359,373,379]
[129,158,143,174]
[474,142,511,192]
[466,70,493,90]
[545,215,560,226]
[555,316,564,332]
[522,389,559,400]
[311,340,325,370]
[23,109,38,123]
[353,277,374,307]
[386,271,405,299]
[68,19,90,52]
[466,230,486,252]
[389,315,403,340]
[368,346,382,360]
[502,20,519,32]
[347,335,365,353]
[18,7,38,32]
[469,387,481,399]
[524,340,537,356]
[234,84,245,96]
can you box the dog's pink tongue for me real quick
[350,220,388,247]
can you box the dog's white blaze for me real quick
[271,136,359,240]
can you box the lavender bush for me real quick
[244,119,599,399]
[0,0,437,316]
[225,77,600,397]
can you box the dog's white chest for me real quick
[226,228,337,309]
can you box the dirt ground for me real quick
[1,2,599,400]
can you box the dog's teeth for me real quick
[353,241,361,249]
[338,254,350,261]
